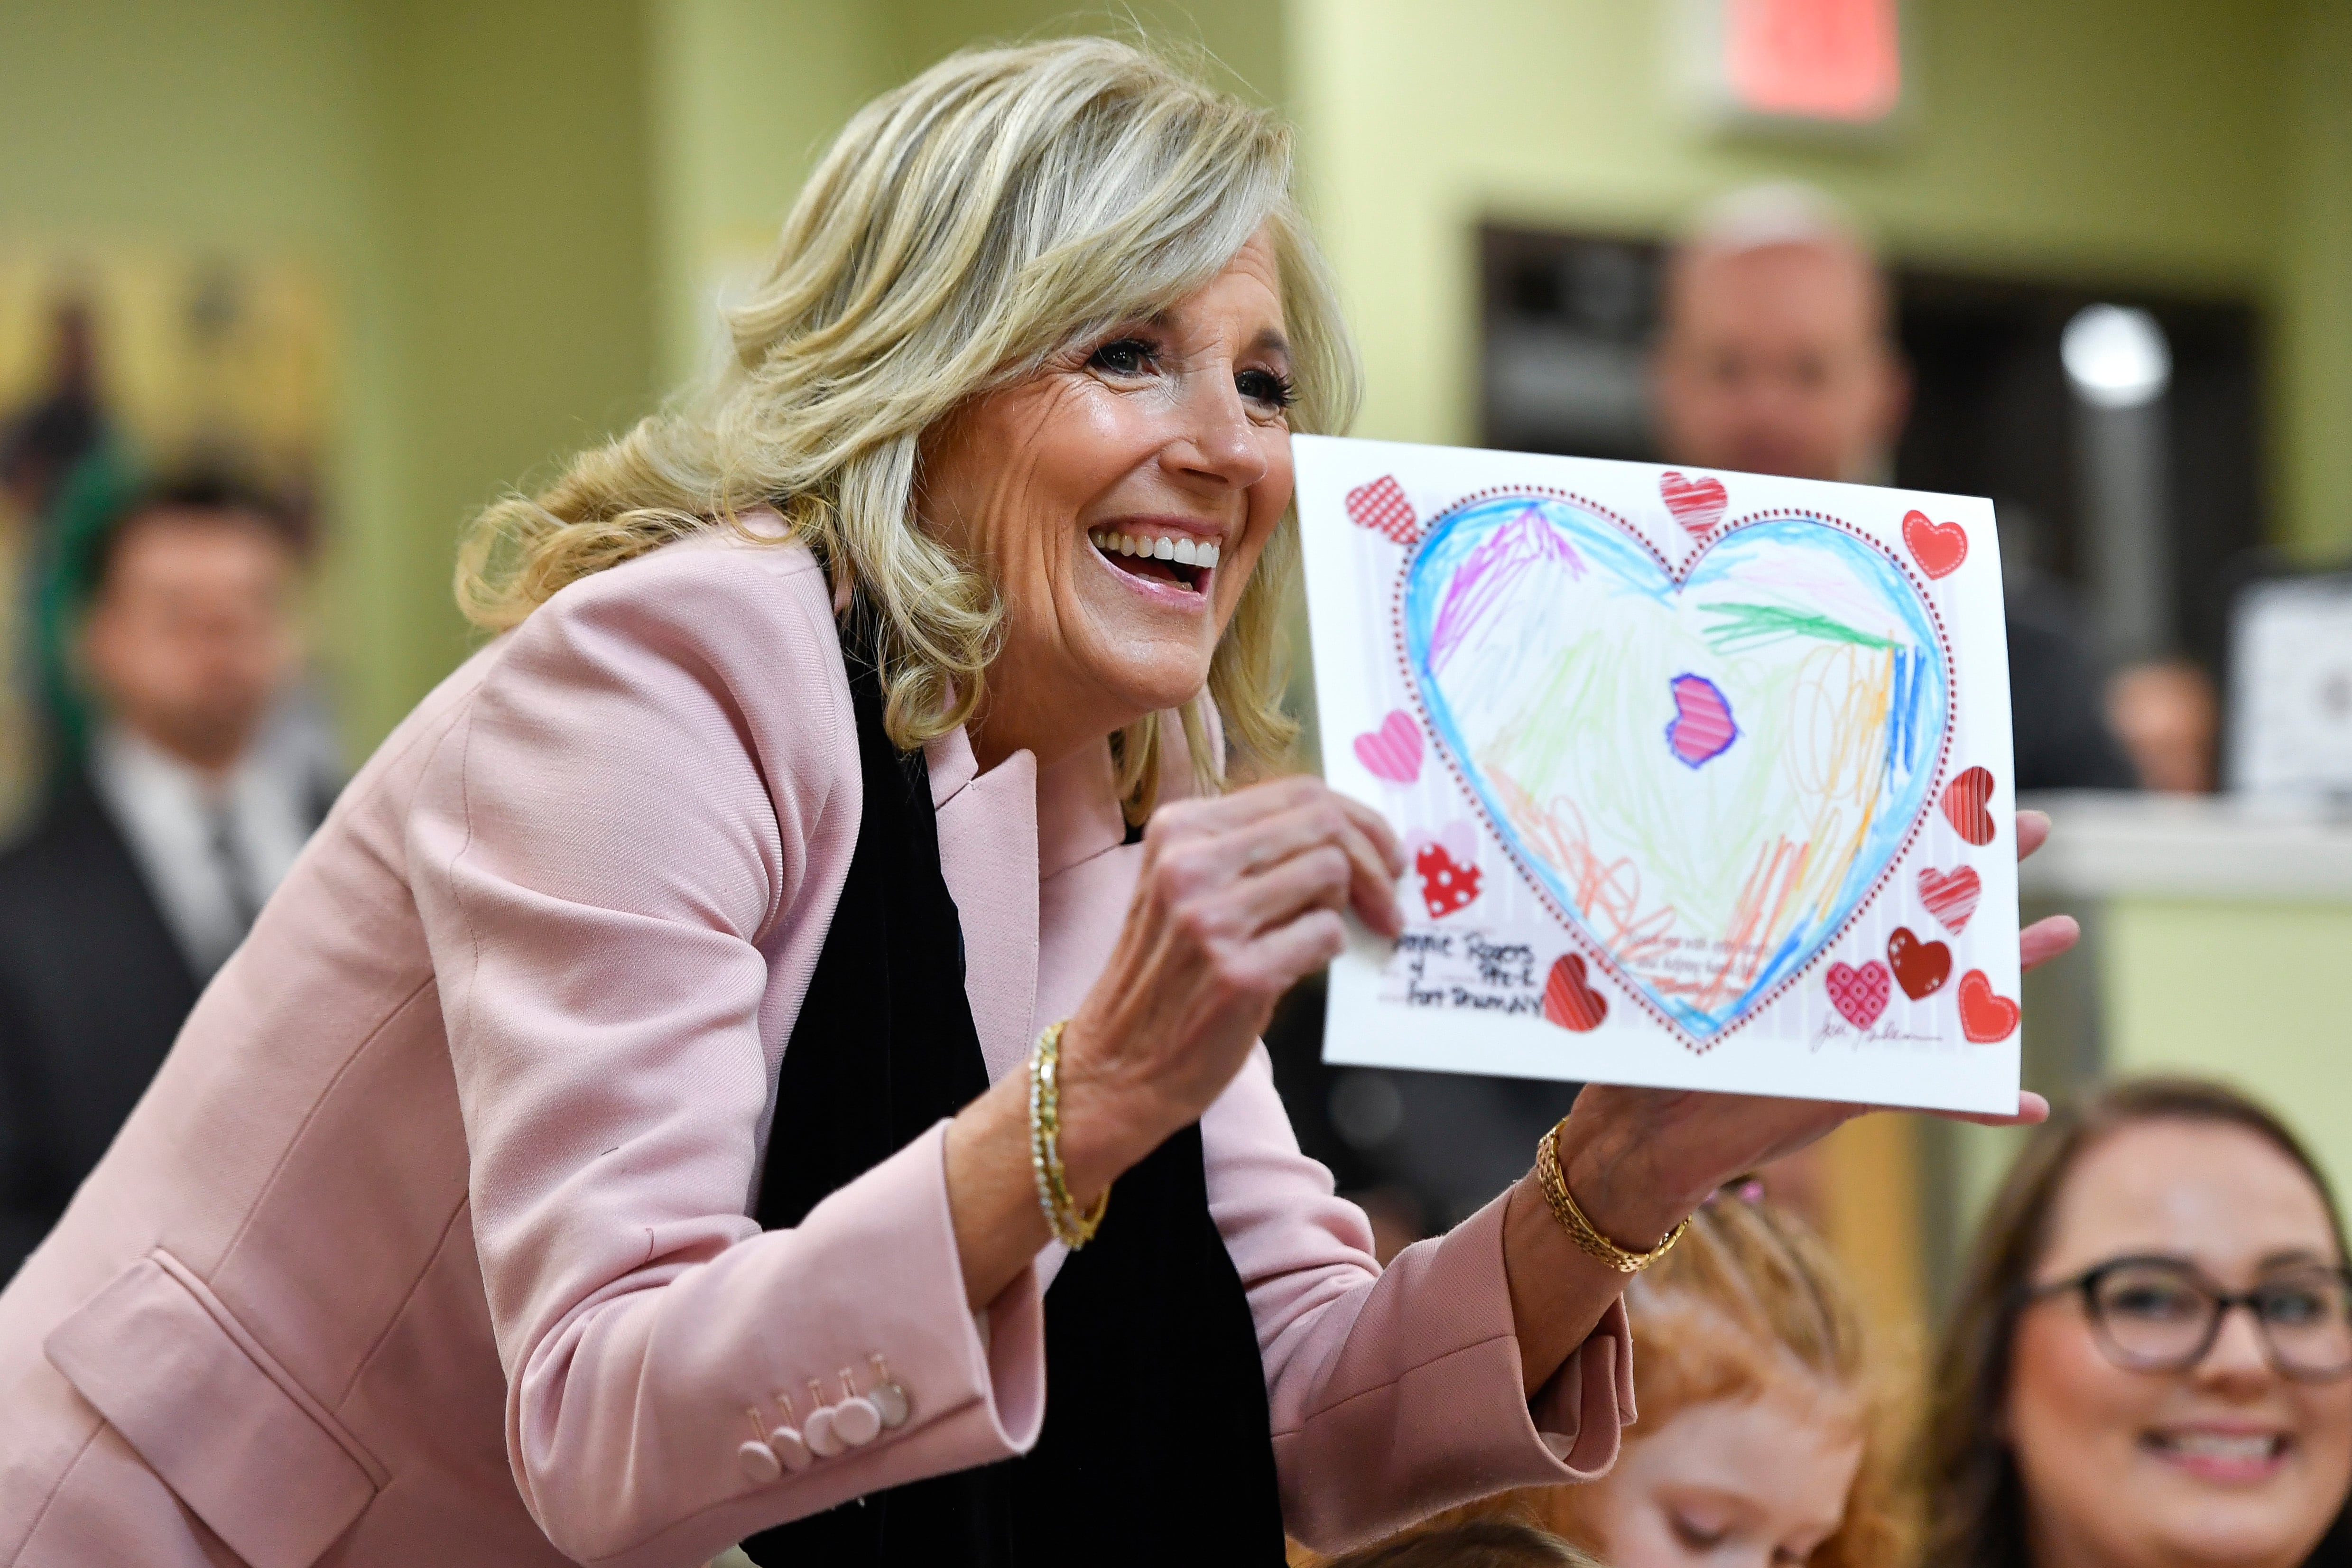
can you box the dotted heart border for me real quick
[1382,486,1961,1055]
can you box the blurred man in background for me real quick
[1652,183,2139,796]
[0,478,331,1271]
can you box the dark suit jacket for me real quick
[0,770,200,1273]
[2007,584,2140,792]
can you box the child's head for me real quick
[1521,1190,1906,1568]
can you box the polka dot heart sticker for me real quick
[1408,820,1483,919]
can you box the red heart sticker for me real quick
[1659,471,1728,538]
[1902,510,1969,579]
[1345,475,1419,544]
[1543,953,1608,1031]
[1887,927,1952,1001]
[1958,969,2020,1043]
[1414,843,1483,919]
[1917,865,1982,934]
[1824,960,1891,1029]
[1941,767,1997,845]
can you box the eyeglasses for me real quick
[2026,1255,2352,1382]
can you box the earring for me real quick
[803,1378,845,1458]
[767,1393,814,1472]
[832,1368,881,1447]
[868,1353,912,1429]
[738,1408,783,1484]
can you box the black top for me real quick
[742,613,1285,1567]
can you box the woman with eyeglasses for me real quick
[1926,1077,2352,1568]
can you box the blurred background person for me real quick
[2105,659,2221,795]
[0,475,330,1271]
[1927,1077,2352,1568]
[1651,182,2139,797]
[0,297,108,529]
[1315,1190,1907,1568]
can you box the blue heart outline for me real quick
[1397,491,1953,1048]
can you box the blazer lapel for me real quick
[927,730,1040,1086]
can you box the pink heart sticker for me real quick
[1824,960,1891,1029]
[1353,709,1423,783]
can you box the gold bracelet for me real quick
[1535,1115,1689,1273]
[1028,1021,1109,1249]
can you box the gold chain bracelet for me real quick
[1535,1115,1689,1273]
[1028,1021,1110,1249]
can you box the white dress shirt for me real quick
[89,722,319,978]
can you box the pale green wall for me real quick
[2280,0,2352,559]
[0,0,660,751]
[1954,895,2352,1252]
[368,0,660,735]
[646,0,899,388]
[644,0,1288,386]
[2104,898,2352,1190]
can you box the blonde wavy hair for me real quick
[454,37,1359,819]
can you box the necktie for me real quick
[205,797,263,938]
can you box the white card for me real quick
[1296,435,2022,1113]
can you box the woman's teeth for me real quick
[1089,530,1221,568]
[2146,1431,2287,1464]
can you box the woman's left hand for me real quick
[1554,809,2078,1250]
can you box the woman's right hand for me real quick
[1052,775,1405,1196]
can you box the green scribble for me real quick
[1700,602,1894,655]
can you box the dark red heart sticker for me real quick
[1888,926,1952,1001]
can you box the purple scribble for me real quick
[1665,674,1737,768]
[1429,505,1586,672]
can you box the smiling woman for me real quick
[0,36,2071,1568]
[1927,1078,2352,1568]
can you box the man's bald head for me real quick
[1651,185,1909,483]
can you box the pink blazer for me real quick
[0,533,1630,1568]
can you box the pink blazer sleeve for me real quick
[407,543,1045,1568]
[1204,1048,1634,1553]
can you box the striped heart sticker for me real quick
[1543,953,1609,1031]
[1353,709,1424,783]
[1917,865,1982,933]
[1659,471,1728,538]
[1941,766,1996,845]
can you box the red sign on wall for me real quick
[1711,0,1905,127]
